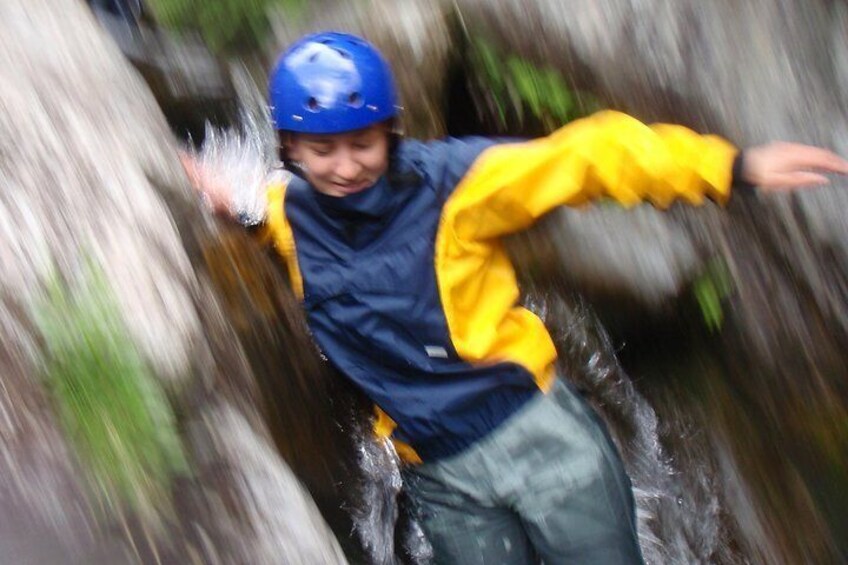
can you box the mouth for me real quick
[333,180,371,194]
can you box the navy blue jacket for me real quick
[278,138,539,461]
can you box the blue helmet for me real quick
[268,32,399,134]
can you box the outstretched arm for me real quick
[443,111,848,242]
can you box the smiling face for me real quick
[285,123,391,197]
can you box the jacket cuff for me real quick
[732,151,757,193]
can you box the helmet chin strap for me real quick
[391,114,405,136]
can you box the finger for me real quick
[179,153,205,188]
[763,171,829,191]
[179,152,196,175]
[781,144,848,173]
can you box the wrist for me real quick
[732,151,757,193]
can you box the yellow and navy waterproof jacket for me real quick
[263,111,737,463]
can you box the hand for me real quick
[179,150,234,216]
[742,142,848,192]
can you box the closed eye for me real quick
[308,144,332,156]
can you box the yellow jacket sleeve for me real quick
[445,110,737,242]
[260,181,304,299]
[434,110,737,392]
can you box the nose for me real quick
[334,149,362,181]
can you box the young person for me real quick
[188,31,848,564]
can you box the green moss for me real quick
[148,0,308,55]
[692,258,734,332]
[470,38,600,133]
[35,260,187,519]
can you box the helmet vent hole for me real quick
[336,49,352,59]
[309,53,320,62]
[306,97,320,111]
[348,92,363,108]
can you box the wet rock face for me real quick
[456,0,848,145]
[86,0,239,143]
[0,0,351,562]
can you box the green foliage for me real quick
[692,258,734,332]
[35,260,187,520]
[471,38,600,132]
[148,0,307,55]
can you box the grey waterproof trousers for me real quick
[404,378,644,564]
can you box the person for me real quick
[186,31,848,564]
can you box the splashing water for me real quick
[530,291,740,564]
[184,109,280,225]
